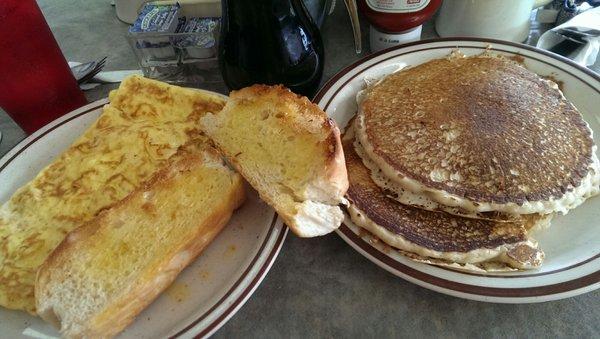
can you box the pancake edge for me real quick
[346,202,548,270]
[353,134,521,222]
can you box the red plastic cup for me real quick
[0,0,88,135]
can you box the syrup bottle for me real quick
[219,0,325,98]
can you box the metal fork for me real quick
[71,57,107,84]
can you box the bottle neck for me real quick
[223,0,315,25]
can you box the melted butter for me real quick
[198,270,211,280]
[166,282,189,303]
[201,96,328,200]
[223,244,237,258]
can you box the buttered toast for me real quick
[35,139,245,338]
[200,85,348,237]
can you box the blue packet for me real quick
[129,3,183,59]
[176,17,219,58]
[129,3,182,34]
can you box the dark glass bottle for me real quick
[219,0,325,98]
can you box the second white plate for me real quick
[314,38,600,303]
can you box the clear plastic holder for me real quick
[126,28,219,87]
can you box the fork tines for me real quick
[77,56,107,85]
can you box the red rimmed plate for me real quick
[0,96,287,338]
[315,38,600,303]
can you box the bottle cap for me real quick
[369,25,422,52]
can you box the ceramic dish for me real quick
[314,38,600,303]
[0,97,287,338]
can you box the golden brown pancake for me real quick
[343,135,548,270]
[353,136,521,223]
[356,53,599,215]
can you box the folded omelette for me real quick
[0,76,226,313]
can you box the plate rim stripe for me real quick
[313,37,600,105]
[169,215,285,338]
[320,44,599,114]
[339,224,600,298]
[0,101,105,173]
[436,252,600,278]
[192,222,288,338]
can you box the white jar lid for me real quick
[369,25,423,52]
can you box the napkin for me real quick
[537,6,600,67]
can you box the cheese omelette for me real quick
[0,75,226,313]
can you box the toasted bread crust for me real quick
[322,117,350,200]
[230,84,329,133]
[203,85,348,236]
[35,142,245,337]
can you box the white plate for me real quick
[0,97,288,338]
[314,38,600,303]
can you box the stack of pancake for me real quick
[344,53,600,271]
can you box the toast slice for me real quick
[35,139,245,338]
[200,85,348,237]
